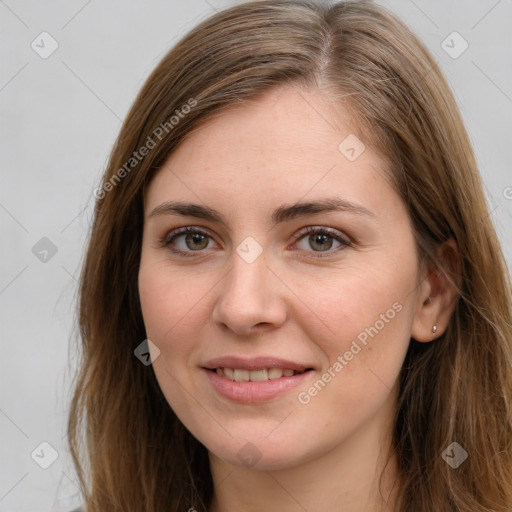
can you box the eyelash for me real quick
[158,225,352,259]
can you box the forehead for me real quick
[144,86,393,218]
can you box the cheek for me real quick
[138,262,208,412]
[292,283,413,432]
[138,260,214,359]
[298,261,413,337]
[293,261,416,392]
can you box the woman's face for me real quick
[138,85,425,471]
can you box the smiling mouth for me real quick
[207,367,313,382]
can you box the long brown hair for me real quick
[67,1,512,510]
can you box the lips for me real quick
[201,356,314,403]
[202,356,312,373]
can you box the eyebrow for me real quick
[148,198,375,226]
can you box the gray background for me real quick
[1,0,511,510]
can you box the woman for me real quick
[68,1,512,511]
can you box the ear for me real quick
[411,238,461,343]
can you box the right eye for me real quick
[160,226,217,257]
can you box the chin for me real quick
[204,434,316,472]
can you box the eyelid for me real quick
[293,225,351,245]
[159,224,352,257]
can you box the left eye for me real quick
[293,226,351,256]
[161,226,351,257]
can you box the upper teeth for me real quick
[216,368,298,381]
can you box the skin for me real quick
[138,85,458,512]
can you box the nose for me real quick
[211,247,287,337]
